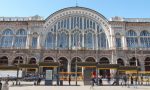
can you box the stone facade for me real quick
[0,7,150,74]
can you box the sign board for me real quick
[46,70,53,80]
[84,68,93,85]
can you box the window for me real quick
[14,29,27,48]
[1,29,14,48]
[126,30,138,48]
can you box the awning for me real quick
[39,62,59,67]
[19,64,39,68]
[0,66,18,70]
[118,66,138,71]
[77,62,97,67]
[97,64,119,69]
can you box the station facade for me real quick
[0,7,150,75]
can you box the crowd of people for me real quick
[91,73,150,87]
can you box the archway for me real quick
[44,57,54,62]
[58,57,68,72]
[129,57,140,66]
[13,56,23,65]
[71,57,82,72]
[0,56,8,65]
[145,57,150,71]
[43,57,54,73]
[117,58,124,66]
[85,57,95,62]
[29,58,36,64]
[99,57,110,78]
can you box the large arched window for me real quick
[57,32,69,49]
[32,37,38,49]
[115,33,122,48]
[1,29,14,48]
[0,56,8,65]
[14,29,27,48]
[71,31,82,49]
[98,33,108,49]
[45,32,54,49]
[126,30,138,48]
[84,32,94,49]
[140,30,150,48]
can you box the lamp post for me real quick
[16,56,20,85]
[75,47,78,86]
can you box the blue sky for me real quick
[0,0,149,19]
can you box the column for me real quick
[11,34,15,49]
[95,33,98,50]
[69,32,71,49]
[26,34,31,49]
[67,61,71,73]
[122,35,127,50]
[82,33,84,48]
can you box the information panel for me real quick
[46,70,53,80]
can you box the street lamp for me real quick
[75,47,78,86]
[16,56,21,85]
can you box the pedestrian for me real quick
[141,75,143,85]
[123,75,127,86]
[131,76,133,85]
[0,80,2,90]
[37,77,41,85]
[107,74,111,85]
[98,75,103,86]
[2,80,9,90]
[68,75,71,85]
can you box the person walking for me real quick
[0,80,2,90]
[131,76,133,85]
[68,75,71,85]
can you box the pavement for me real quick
[1,81,150,90]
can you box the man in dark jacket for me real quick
[0,80,2,90]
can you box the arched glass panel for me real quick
[140,31,150,48]
[100,33,108,49]
[85,32,93,49]
[115,33,122,48]
[71,32,82,49]
[58,32,68,49]
[45,32,53,49]
[32,37,37,48]
[140,31,150,36]
[126,30,138,48]
[14,29,27,48]
[1,29,13,48]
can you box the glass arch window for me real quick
[45,32,54,49]
[57,32,69,49]
[126,30,138,48]
[71,31,82,49]
[140,31,150,48]
[84,32,94,49]
[115,33,122,48]
[1,29,14,48]
[46,16,109,50]
[32,37,38,49]
[14,29,27,48]
[98,33,108,49]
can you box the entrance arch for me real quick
[44,57,54,62]
[99,57,110,78]
[0,56,8,65]
[129,57,140,66]
[13,56,23,65]
[71,57,82,72]
[99,57,109,64]
[145,57,150,71]
[117,58,124,66]
[29,58,36,64]
[85,57,95,62]
[58,57,68,72]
